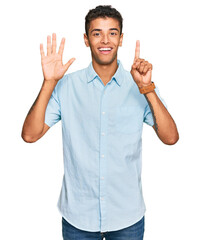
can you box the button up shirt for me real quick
[45,60,167,232]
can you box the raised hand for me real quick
[130,40,152,88]
[40,33,75,82]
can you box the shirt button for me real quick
[102,111,105,115]
[101,132,105,136]
[101,197,104,201]
[101,177,104,180]
[101,154,105,158]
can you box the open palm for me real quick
[40,33,75,82]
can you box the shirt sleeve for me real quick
[44,85,61,128]
[143,86,168,127]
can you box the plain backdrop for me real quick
[0,0,199,239]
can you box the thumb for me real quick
[63,58,76,72]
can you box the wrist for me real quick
[42,79,57,91]
[138,82,155,94]
[144,90,156,96]
[137,81,152,88]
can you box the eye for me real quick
[110,32,117,36]
[93,32,100,36]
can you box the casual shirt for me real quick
[45,60,167,232]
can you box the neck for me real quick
[92,59,118,86]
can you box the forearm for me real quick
[21,80,56,141]
[144,90,179,145]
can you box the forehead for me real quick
[89,17,120,31]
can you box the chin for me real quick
[92,51,117,65]
[93,55,117,66]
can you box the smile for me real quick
[98,47,113,54]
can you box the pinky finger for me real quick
[40,44,45,57]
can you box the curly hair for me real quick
[85,5,123,36]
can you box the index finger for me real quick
[134,40,140,60]
[58,37,65,55]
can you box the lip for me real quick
[98,47,113,55]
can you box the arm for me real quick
[130,40,179,145]
[21,81,55,143]
[21,33,75,143]
[144,90,179,145]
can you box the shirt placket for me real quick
[99,82,110,232]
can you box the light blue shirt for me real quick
[45,60,167,232]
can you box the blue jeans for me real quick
[62,216,145,240]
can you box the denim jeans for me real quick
[62,216,145,240]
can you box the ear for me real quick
[84,33,90,47]
[119,33,124,47]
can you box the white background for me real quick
[0,0,199,239]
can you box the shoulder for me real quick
[120,64,148,106]
[121,66,139,90]
[66,67,87,79]
[56,66,88,90]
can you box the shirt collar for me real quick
[86,59,124,87]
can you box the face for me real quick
[84,17,123,66]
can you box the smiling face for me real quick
[84,17,123,66]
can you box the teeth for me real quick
[99,48,112,51]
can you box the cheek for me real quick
[88,41,98,50]
[111,38,121,47]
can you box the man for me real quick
[22,5,179,240]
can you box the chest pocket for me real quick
[115,106,143,134]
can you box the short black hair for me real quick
[85,5,123,36]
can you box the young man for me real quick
[22,5,179,240]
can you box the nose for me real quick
[101,34,110,44]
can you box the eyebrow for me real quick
[90,28,119,33]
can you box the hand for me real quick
[40,33,75,82]
[130,40,153,88]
